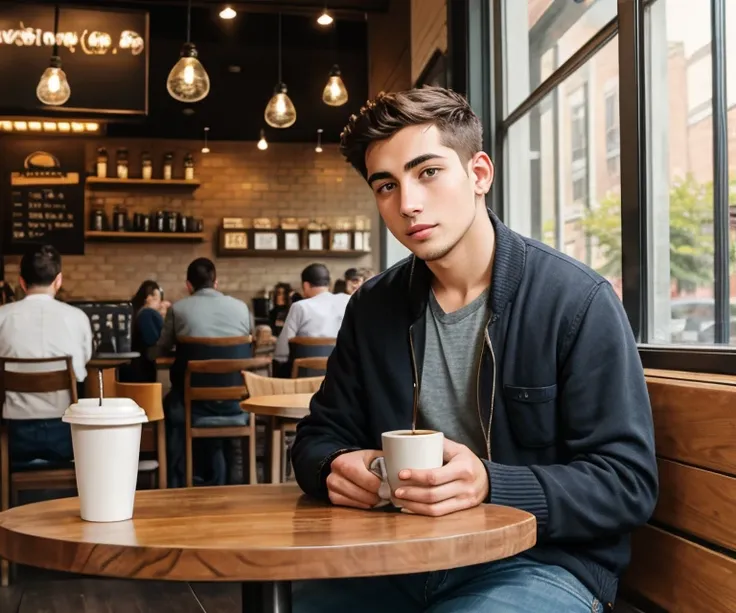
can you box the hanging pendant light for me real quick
[36,5,71,106]
[167,0,210,103]
[322,64,348,106]
[264,13,297,128]
[317,6,334,26]
[201,126,210,153]
[257,129,268,151]
[315,129,323,153]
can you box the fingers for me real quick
[393,480,474,505]
[399,496,472,517]
[333,453,382,493]
[442,438,466,462]
[398,460,474,488]
[327,472,381,508]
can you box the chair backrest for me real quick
[114,381,164,421]
[171,335,253,393]
[186,359,255,403]
[243,370,323,397]
[0,356,78,415]
[288,337,335,359]
[291,356,329,379]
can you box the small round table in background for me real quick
[0,485,537,613]
[85,352,140,398]
[241,394,312,483]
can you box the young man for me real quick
[273,263,350,362]
[0,245,92,463]
[291,87,658,612]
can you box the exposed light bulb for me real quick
[219,6,236,19]
[167,43,210,103]
[317,10,333,26]
[37,58,71,106]
[315,128,324,153]
[322,65,348,106]
[264,83,297,128]
[315,145,323,153]
[201,126,211,153]
[201,146,211,153]
[257,129,268,150]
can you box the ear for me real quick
[470,152,494,196]
[186,281,194,295]
[19,277,27,293]
[214,279,219,290]
[53,272,63,292]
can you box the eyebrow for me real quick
[366,153,446,186]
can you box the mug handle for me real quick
[369,457,392,505]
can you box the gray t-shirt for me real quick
[417,288,490,459]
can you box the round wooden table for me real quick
[85,352,140,398]
[0,485,537,613]
[241,394,312,483]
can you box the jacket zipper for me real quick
[409,323,420,429]
[478,314,497,461]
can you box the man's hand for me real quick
[327,449,384,510]
[393,439,489,516]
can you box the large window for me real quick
[482,0,736,361]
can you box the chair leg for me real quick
[185,433,194,488]
[240,435,249,485]
[1,558,9,587]
[157,421,167,490]
[270,424,282,484]
[249,428,257,485]
[280,425,288,483]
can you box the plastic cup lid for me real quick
[62,398,148,426]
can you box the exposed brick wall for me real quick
[3,138,378,304]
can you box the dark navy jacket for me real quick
[292,212,658,608]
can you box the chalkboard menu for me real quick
[1,140,85,255]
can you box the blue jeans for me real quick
[293,555,603,613]
[8,418,73,464]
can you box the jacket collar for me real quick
[408,209,526,320]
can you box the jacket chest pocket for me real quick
[502,384,557,448]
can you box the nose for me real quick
[398,183,424,218]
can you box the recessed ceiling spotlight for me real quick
[219,6,237,19]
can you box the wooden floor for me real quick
[0,566,242,612]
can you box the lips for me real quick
[406,224,436,237]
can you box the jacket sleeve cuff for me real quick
[486,461,549,533]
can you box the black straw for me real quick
[186,0,192,43]
[52,4,60,56]
[277,13,282,83]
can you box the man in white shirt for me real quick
[274,263,350,365]
[0,245,92,463]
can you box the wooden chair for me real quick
[115,381,167,489]
[288,337,335,378]
[291,356,329,379]
[177,336,268,488]
[243,370,323,483]
[0,356,78,586]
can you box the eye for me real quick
[376,182,396,194]
[420,167,440,178]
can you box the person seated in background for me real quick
[332,279,347,294]
[273,264,350,372]
[0,245,92,464]
[268,282,293,337]
[0,279,15,305]
[119,280,168,383]
[344,267,375,295]
[155,258,251,487]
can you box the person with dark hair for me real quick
[119,280,166,383]
[291,87,657,612]
[0,245,92,463]
[273,263,350,363]
[332,279,347,294]
[344,267,374,295]
[268,282,293,337]
[155,258,251,487]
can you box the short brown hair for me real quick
[340,86,483,179]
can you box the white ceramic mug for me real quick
[371,429,444,507]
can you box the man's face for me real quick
[365,124,492,262]
[346,276,364,294]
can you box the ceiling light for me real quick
[201,126,211,153]
[71,122,84,132]
[28,121,42,131]
[257,129,268,151]
[43,122,57,131]
[219,6,236,19]
[315,128,323,153]
[0,119,101,133]
[317,9,333,26]
[37,5,71,106]
[58,122,71,131]
[264,14,296,128]
[322,64,348,106]
[167,0,210,103]
[85,122,99,131]
[13,121,27,131]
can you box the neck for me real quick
[309,287,329,298]
[426,204,495,300]
[25,286,55,298]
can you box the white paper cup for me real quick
[63,398,148,522]
[380,429,444,507]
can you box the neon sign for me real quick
[0,23,144,56]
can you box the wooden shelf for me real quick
[85,231,205,242]
[86,177,201,188]
[218,249,371,258]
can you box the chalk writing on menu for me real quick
[7,151,84,254]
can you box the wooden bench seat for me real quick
[621,373,736,612]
